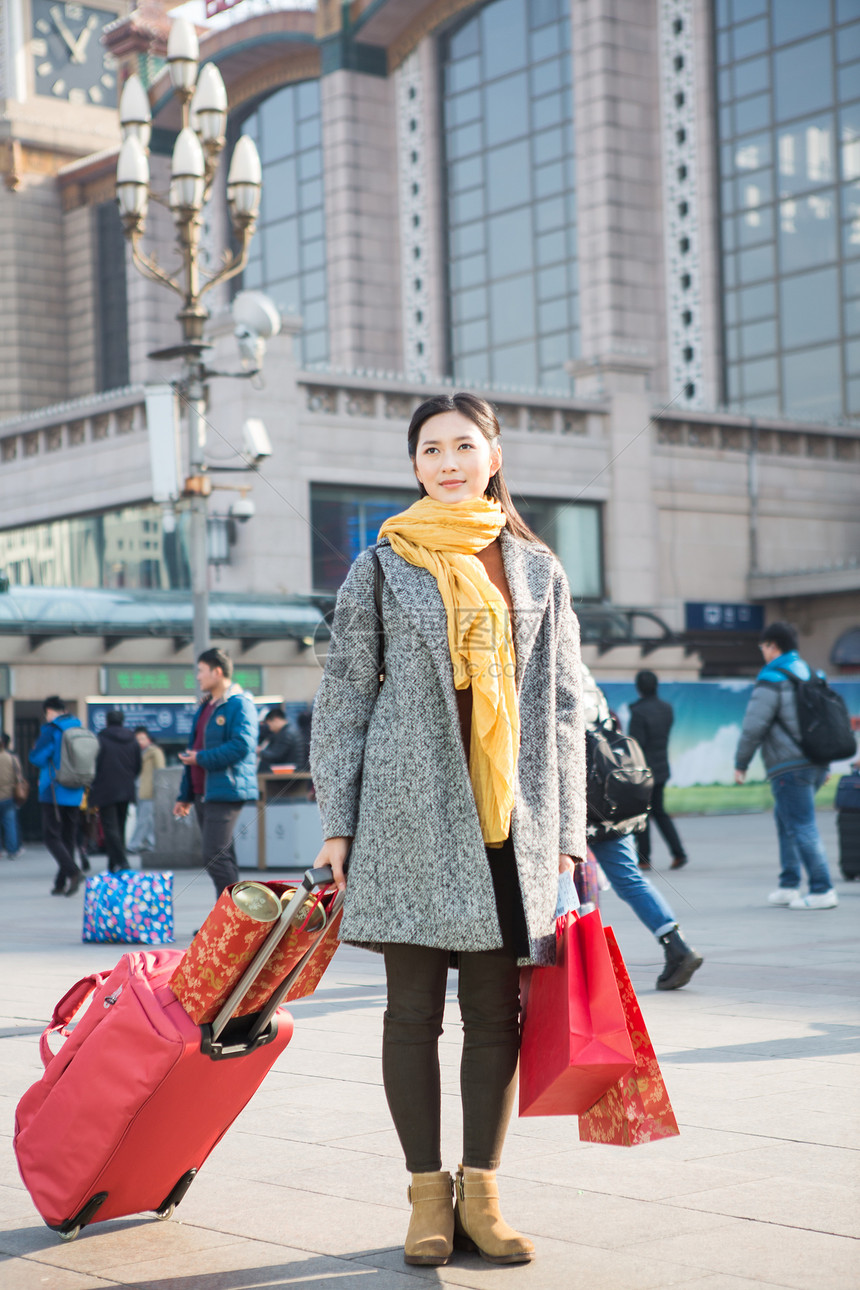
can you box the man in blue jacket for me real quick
[29,696,86,897]
[735,621,838,910]
[174,648,259,897]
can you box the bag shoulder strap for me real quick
[370,544,385,683]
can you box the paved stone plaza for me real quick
[1,811,858,1289]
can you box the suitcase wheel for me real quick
[155,1204,175,1222]
[58,1227,80,1242]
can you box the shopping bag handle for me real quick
[40,971,112,1068]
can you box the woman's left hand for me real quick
[558,853,575,874]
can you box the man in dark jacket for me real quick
[89,710,142,872]
[258,708,303,773]
[629,670,688,872]
[174,648,259,898]
[735,621,838,910]
[29,697,86,896]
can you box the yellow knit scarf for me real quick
[378,495,519,845]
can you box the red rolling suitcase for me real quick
[15,867,341,1240]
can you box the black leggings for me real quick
[381,841,526,1173]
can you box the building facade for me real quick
[1,0,859,751]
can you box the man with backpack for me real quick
[735,621,851,909]
[29,697,95,896]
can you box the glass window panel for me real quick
[446,54,481,95]
[732,17,768,59]
[534,160,566,197]
[778,190,838,270]
[780,265,840,346]
[449,155,481,193]
[734,92,771,133]
[720,103,734,137]
[724,290,739,324]
[845,338,860,370]
[718,30,732,64]
[846,296,860,331]
[296,80,318,120]
[722,177,737,213]
[738,242,776,281]
[734,56,769,99]
[773,1,830,45]
[303,299,327,331]
[744,392,782,412]
[447,121,483,159]
[532,91,563,129]
[848,374,860,410]
[450,187,486,223]
[445,88,482,128]
[450,252,487,289]
[839,0,860,23]
[845,260,860,293]
[733,0,767,20]
[716,0,730,27]
[537,264,567,299]
[491,340,537,386]
[782,345,843,415]
[539,298,568,332]
[723,216,737,250]
[484,72,529,146]
[738,281,776,320]
[726,327,740,361]
[262,157,297,218]
[838,23,860,61]
[486,140,531,210]
[298,148,321,181]
[536,229,566,265]
[535,196,566,231]
[300,208,323,241]
[538,331,570,367]
[264,219,300,281]
[481,0,529,79]
[838,62,860,101]
[844,213,860,254]
[553,504,602,599]
[490,273,536,343]
[740,317,777,356]
[777,116,835,195]
[299,178,322,210]
[297,117,320,150]
[488,207,534,275]
[741,356,778,395]
[451,221,486,257]
[531,25,561,61]
[303,269,326,302]
[242,260,262,290]
[457,351,490,383]
[532,57,562,96]
[529,0,561,29]
[723,253,738,288]
[726,362,742,402]
[533,126,565,164]
[451,286,488,323]
[737,169,774,207]
[449,15,480,59]
[734,132,771,171]
[737,202,775,246]
[259,95,294,158]
[719,66,733,102]
[774,37,834,120]
[455,319,489,352]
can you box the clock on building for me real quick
[30,1,118,106]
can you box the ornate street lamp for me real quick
[115,17,264,662]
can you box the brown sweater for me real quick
[455,538,514,755]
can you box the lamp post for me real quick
[115,18,263,663]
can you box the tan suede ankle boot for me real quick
[453,1165,535,1264]
[404,1170,454,1266]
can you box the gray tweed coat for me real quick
[310,528,586,966]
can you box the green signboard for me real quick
[102,664,264,696]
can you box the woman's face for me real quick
[413,411,501,504]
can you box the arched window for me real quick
[236,79,328,365]
[440,0,577,392]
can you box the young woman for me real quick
[310,392,586,1267]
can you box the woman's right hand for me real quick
[315,836,352,891]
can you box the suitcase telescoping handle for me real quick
[210,866,344,1041]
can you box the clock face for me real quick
[30,0,117,106]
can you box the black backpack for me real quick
[586,720,654,831]
[776,668,857,765]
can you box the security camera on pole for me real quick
[115,18,277,666]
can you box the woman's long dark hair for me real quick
[407,392,544,544]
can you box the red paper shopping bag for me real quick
[579,925,679,1145]
[519,909,635,1116]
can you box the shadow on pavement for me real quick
[660,1021,860,1063]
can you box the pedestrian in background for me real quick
[29,697,85,896]
[0,733,23,860]
[583,666,703,991]
[312,392,586,1267]
[128,728,165,855]
[174,648,259,898]
[629,669,688,871]
[735,621,839,909]
[257,707,303,773]
[89,710,141,872]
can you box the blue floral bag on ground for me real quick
[82,871,174,944]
